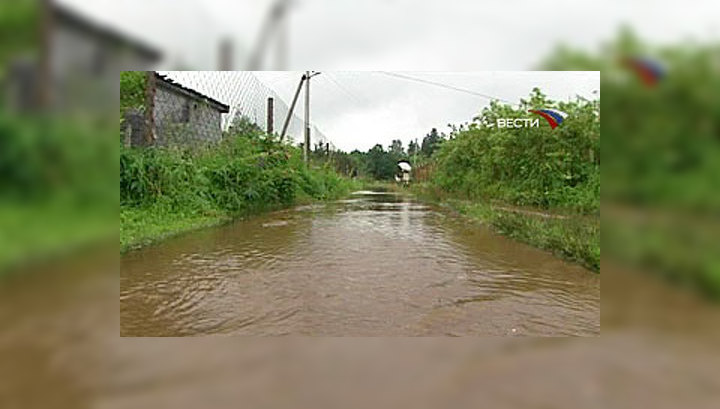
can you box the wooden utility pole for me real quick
[247,0,292,70]
[303,71,320,164]
[218,38,234,70]
[304,71,310,164]
[266,97,274,134]
[280,74,306,141]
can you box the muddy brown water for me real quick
[4,195,720,407]
[120,191,599,336]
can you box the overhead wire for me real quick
[374,71,518,106]
[322,73,369,106]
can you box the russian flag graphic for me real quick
[623,57,665,86]
[528,108,569,129]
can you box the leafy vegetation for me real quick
[120,126,358,251]
[433,88,599,213]
[461,202,598,271]
[407,89,601,271]
[120,71,146,114]
[542,29,720,297]
[412,185,600,272]
[0,0,38,79]
[542,29,720,213]
[0,112,117,273]
[322,129,443,181]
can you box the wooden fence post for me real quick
[267,97,274,134]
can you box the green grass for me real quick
[119,132,361,252]
[411,184,599,272]
[603,206,720,299]
[120,206,229,252]
[458,202,599,272]
[0,200,116,274]
[0,109,118,275]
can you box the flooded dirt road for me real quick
[4,201,720,408]
[121,191,599,336]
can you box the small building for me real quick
[124,73,231,147]
[50,4,161,79]
[5,2,162,112]
[151,73,230,145]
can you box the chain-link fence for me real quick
[120,71,336,151]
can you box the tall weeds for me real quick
[120,130,356,249]
[433,88,599,213]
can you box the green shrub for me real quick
[432,88,599,213]
[120,130,356,219]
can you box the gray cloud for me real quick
[256,71,600,151]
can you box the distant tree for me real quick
[407,139,419,158]
[365,144,396,180]
[329,149,358,176]
[389,139,404,156]
[420,128,442,157]
[349,149,366,177]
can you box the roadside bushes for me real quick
[432,89,599,213]
[419,89,600,271]
[0,111,118,271]
[120,131,355,217]
[490,209,600,271]
[0,112,117,205]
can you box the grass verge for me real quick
[453,201,599,272]
[120,206,230,253]
[120,127,361,253]
[411,184,599,272]
[1,200,116,275]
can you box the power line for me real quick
[375,71,517,105]
[322,73,368,105]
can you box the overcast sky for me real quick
[253,71,599,151]
[60,0,720,70]
[59,0,716,149]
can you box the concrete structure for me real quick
[151,73,230,145]
[5,3,162,112]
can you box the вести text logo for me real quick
[478,108,569,129]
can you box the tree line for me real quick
[323,128,445,180]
